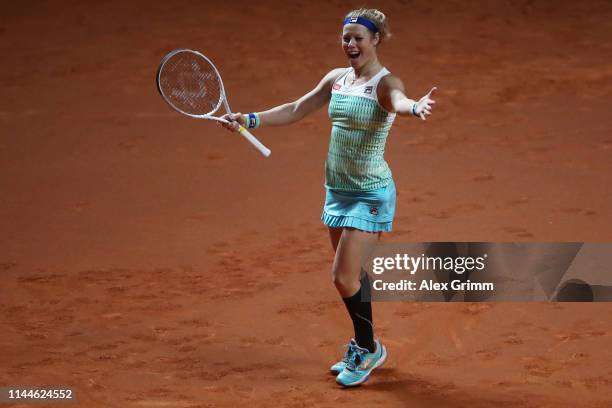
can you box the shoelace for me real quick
[341,347,351,363]
[340,341,355,362]
[345,344,369,371]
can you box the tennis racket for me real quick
[156,49,271,157]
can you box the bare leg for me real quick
[328,227,343,253]
[331,228,380,298]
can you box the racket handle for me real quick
[237,126,271,157]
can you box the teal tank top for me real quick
[326,67,396,191]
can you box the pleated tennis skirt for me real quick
[321,180,396,233]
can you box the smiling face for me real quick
[341,23,380,70]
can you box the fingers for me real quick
[420,109,431,121]
[219,121,239,131]
[417,103,433,121]
[219,112,244,132]
[417,103,432,114]
[418,86,437,120]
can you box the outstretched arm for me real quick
[222,68,347,131]
[378,75,436,121]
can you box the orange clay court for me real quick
[1,1,612,407]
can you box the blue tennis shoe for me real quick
[330,339,357,375]
[336,339,387,387]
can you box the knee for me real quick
[332,268,360,297]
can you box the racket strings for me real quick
[158,52,222,116]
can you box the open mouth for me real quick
[347,51,360,59]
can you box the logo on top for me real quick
[333,83,342,90]
[364,86,373,94]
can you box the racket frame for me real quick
[156,49,271,157]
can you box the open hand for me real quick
[415,87,437,121]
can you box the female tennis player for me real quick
[221,8,436,387]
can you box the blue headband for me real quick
[343,16,379,33]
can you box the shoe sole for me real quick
[336,344,388,387]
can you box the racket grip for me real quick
[237,126,271,157]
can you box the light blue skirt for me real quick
[321,180,396,233]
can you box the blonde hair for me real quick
[345,8,391,43]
